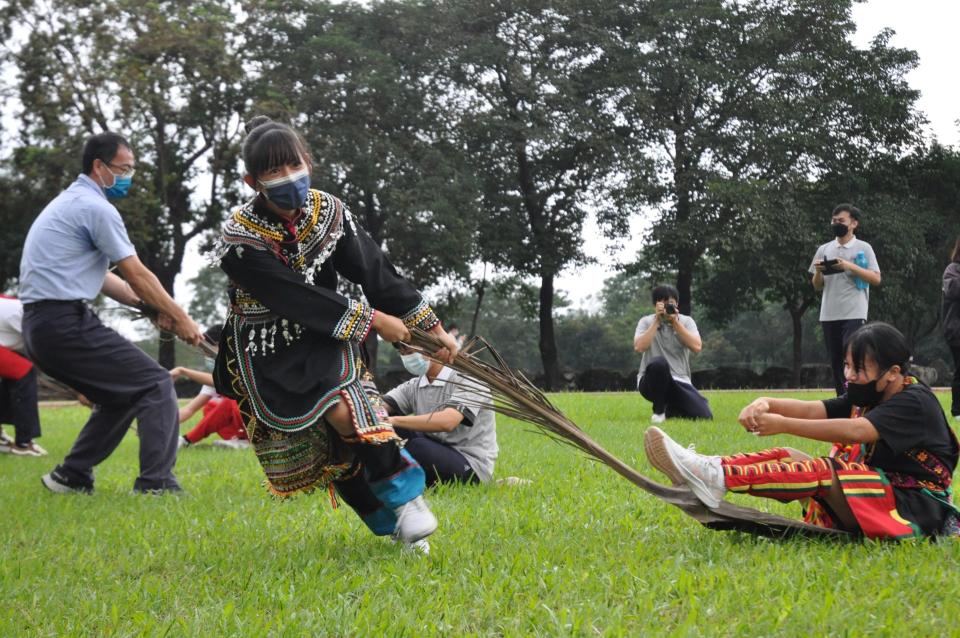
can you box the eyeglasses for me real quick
[106,161,136,178]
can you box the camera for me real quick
[665,303,678,315]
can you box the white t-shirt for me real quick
[0,297,25,352]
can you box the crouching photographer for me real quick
[633,284,713,423]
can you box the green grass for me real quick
[2,390,960,637]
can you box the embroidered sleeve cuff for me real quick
[332,299,376,342]
[400,299,440,331]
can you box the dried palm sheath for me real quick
[406,328,850,539]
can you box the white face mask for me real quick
[401,352,430,376]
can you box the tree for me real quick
[432,0,620,389]
[1,0,249,367]
[609,0,922,315]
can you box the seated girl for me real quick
[645,322,959,539]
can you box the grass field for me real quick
[2,390,960,637]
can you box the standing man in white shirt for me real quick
[634,284,712,423]
[810,204,881,395]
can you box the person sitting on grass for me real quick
[633,284,712,423]
[0,296,46,457]
[382,345,498,487]
[170,365,249,451]
[645,322,959,539]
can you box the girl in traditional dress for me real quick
[646,322,959,539]
[210,116,458,552]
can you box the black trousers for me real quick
[821,318,865,395]
[638,357,713,419]
[950,344,960,417]
[22,302,180,491]
[0,368,41,444]
[394,426,479,487]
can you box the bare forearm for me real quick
[390,408,463,432]
[634,322,658,353]
[851,265,881,286]
[672,321,701,353]
[121,262,188,322]
[174,368,214,387]
[812,272,824,291]
[100,272,140,306]
[779,416,878,444]
[765,397,827,420]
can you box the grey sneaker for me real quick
[212,438,251,450]
[391,495,438,544]
[11,441,48,457]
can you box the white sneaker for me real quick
[11,441,48,457]
[954,415,960,423]
[644,426,684,485]
[391,495,438,544]
[177,436,189,450]
[651,413,666,424]
[403,538,431,555]
[664,436,726,509]
[0,430,14,454]
[213,438,251,450]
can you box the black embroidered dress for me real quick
[211,189,438,496]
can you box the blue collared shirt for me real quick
[18,174,136,303]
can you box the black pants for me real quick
[23,302,180,491]
[638,357,712,419]
[0,368,41,445]
[821,318,865,395]
[394,426,479,487]
[950,344,960,417]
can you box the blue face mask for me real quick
[401,352,430,377]
[259,168,310,210]
[102,169,132,199]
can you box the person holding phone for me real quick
[633,284,712,423]
[810,204,881,395]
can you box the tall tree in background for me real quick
[1,0,248,367]
[433,0,620,389]
[244,0,483,368]
[609,0,921,314]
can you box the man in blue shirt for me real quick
[19,132,202,495]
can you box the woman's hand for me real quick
[429,325,459,363]
[752,412,787,437]
[372,311,411,344]
[169,367,184,379]
[738,398,771,433]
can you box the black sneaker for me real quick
[41,468,94,494]
[132,480,184,496]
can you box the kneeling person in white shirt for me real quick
[383,346,498,486]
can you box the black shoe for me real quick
[41,467,94,495]
[132,480,184,496]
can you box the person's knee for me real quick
[647,357,670,374]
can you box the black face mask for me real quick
[832,223,849,237]
[846,368,890,408]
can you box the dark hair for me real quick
[242,116,309,179]
[951,236,960,264]
[844,321,910,376]
[82,132,131,174]
[832,203,862,222]
[651,284,679,304]
[203,324,223,343]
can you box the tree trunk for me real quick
[156,269,177,370]
[469,266,488,339]
[789,307,803,387]
[538,270,561,390]
[677,255,694,315]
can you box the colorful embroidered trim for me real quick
[400,298,440,331]
[332,299,375,342]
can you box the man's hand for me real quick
[174,317,203,347]
[154,312,176,332]
[372,312,411,343]
[654,301,667,322]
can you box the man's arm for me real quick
[633,316,659,353]
[670,315,702,353]
[811,267,824,291]
[388,408,464,433]
[115,255,201,345]
[100,272,141,306]
[837,258,881,286]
